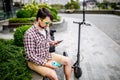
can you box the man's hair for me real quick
[36,8,53,21]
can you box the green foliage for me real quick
[53,16,60,22]
[9,17,36,23]
[23,4,39,17]
[110,3,117,9]
[14,25,31,47]
[50,8,59,20]
[38,3,51,9]
[0,39,32,80]
[110,3,120,9]
[65,0,80,9]
[15,3,60,22]
[22,3,59,21]
[17,9,31,18]
[65,2,72,9]
[101,2,108,9]
[0,39,14,45]
[33,0,38,6]
[51,4,65,10]
[96,1,111,10]
[97,2,120,10]
[96,2,101,9]
[51,11,57,21]
[50,8,58,15]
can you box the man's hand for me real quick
[45,60,59,69]
[50,40,63,46]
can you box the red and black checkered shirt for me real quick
[24,26,52,66]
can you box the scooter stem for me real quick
[73,21,83,66]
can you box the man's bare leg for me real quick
[63,57,72,80]
[28,62,59,80]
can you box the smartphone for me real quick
[52,61,62,67]
[57,40,63,44]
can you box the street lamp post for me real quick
[83,0,86,23]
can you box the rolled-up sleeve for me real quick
[24,33,46,66]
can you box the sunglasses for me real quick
[42,19,51,25]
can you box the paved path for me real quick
[0,17,120,80]
[59,14,120,45]
[54,17,120,80]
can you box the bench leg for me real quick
[2,25,10,33]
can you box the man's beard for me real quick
[38,22,45,29]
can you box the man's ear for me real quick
[38,17,42,22]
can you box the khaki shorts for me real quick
[27,53,66,76]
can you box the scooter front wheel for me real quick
[73,66,82,79]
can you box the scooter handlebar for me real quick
[73,21,91,26]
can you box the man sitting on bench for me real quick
[24,8,72,80]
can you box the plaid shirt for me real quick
[24,25,52,66]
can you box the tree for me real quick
[39,0,42,3]
[65,0,80,9]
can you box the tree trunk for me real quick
[39,0,42,3]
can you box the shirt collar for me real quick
[33,25,48,36]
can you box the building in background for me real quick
[47,0,70,5]
[86,0,96,10]
[13,0,70,5]
[96,0,120,3]
[12,0,120,4]
[79,0,96,10]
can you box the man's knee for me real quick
[45,70,58,80]
[63,57,71,66]
[27,62,35,70]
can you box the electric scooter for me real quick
[63,21,91,79]
[63,0,91,79]
[63,21,83,79]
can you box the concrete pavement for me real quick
[59,14,120,45]
[0,17,120,80]
[54,17,120,80]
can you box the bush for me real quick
[0,39,32,80]
[38,3,51,9]
[23,4,39,17]
[9,17,36,23]
[14,25,31,47]
[22,3,59,21]
[110,3,117,9]
[50,8,58,16]
[50,8,59,20]
[0,39,14,45]
[51,4,65,10]
[15,3,60,22]
[52,11,57,20]
[65,1,80,9]
[17,9,31,18]
[110,3,120,9]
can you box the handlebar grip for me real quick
[73,21,80,24]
